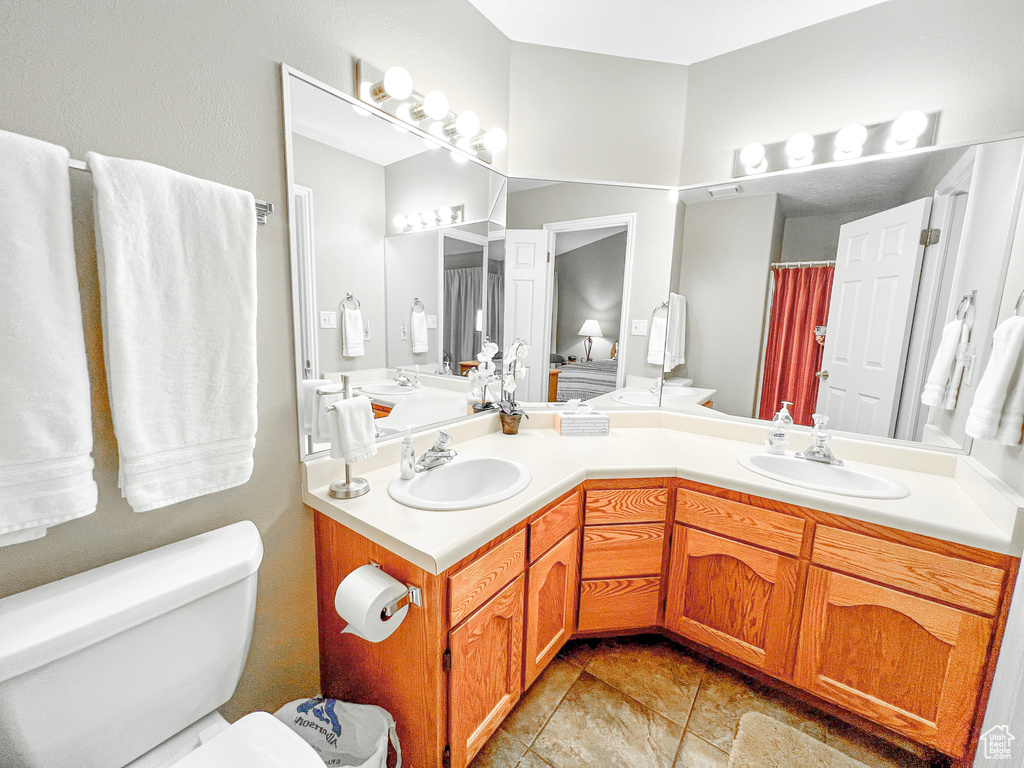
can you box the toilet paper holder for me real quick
[370,561,423,618]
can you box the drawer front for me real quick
[578,577,661,632]
[675,489,804,556]
[812,526,1005,616]
[450,530,527,626]
[530,493,580,562]
[584,488,668,525]
[581,523,664,579]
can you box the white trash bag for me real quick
[274,697,401,768]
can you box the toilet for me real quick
[0,521,326,768]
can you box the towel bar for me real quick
[323,374,370,499]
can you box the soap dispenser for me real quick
[400,429,416,480]
[765,401,794,455]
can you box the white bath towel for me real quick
[921,318,965,408]
[0,130,97,546]
[663,293,687,371]
[942,322,972,410]
[325,396,377,463]
[411,309,429,354]
[88,152,257,513]
[343,306,364,357]
[312,383,347,443]
[301,379,323,435]
[966,316,1024,442]
[647,314,667,365]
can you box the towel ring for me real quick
[342,292,361,310]
[955,290,977,321]
[652,301,669,318]
[1014,288,1024,317]
[412,298,425,312]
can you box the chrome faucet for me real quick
[796,413,843,466]
[414,430,457,472]
[649,378,663,395]
[394,367,414,387]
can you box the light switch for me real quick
[319,310,337,329]
[426,314,437,329]
[363,321,371,340]
[631,319,647,336]
[400,324,408,340]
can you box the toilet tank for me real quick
[0,520,264,768]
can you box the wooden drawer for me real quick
[449,530,526,626]
[529,493,580,562]
[675,489,804,556]
[584,488,668,525]
[812,526,1006,616]
[578,577,660,632]
[581,523,664,578]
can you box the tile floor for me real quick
[469,635,938,768]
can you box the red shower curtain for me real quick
[758,265,835,426]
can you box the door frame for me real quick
[441,227,489,369]
[542,213,637,389]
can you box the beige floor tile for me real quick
[500,658,582,746]
[515,751,553,768]
[531,672,684,768]
[556,637,600,668]
[586,636,705,726]
[673,732,730,768]
[468,728,529,768]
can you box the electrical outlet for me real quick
[363,321,371,340]
[400,324,408,340]
[426,314,437,329]
[319,310,337,329]
[631,319,647,336]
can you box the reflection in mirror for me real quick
[668,136,1024,450]
[284,67,506,459]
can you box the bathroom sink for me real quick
[611,391,660,407]
[661,386,699,397]
[738,453,909,499]
[388,456,532,511]
[359,382,417,396]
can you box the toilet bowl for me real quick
[0,521,325,768]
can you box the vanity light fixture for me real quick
[886,110,929,152]
[445,110,481,139]
[786,132,816,167]
[739,142,768,174]
[470,127,508,154]
[369,65,413,103]
[411,90,450,121]
[394,204,465,232]
[834,123,868,160]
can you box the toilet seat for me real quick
[171,711,326,767]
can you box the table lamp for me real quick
[578,319,602,362]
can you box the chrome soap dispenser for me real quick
[765,401,794,455]
[400,428,416,480]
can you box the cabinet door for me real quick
[524,530,580,687]
[449,575,525,768]
[665,526,801,679]
[795,567,992,758]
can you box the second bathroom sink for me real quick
[738,452,909,499]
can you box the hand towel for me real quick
[411,309,429,354]
[343,306,364,357]
[88,151,257,513]
[995,351,1024,445]
[312,384,346,443]
[921,318,964,407]
[941,322,972,410]
[647,314,667,365]
[0,130,97,545]
[325,396,377,463]
[966,316,1024,441]
[301,379,323,435]
[663,293,687,370]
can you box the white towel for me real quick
[325,396,377,463]
[921,318,964,408]
[0,130,97,545]
[966,316,1024,442]
[411,309,429,354]
[647,314,667,365]
[663,293,687,371]
[942,322,972,410]
[301,379,323,435]
[312,384,346,443]
[343,306,364,357]
[88,152,257,513]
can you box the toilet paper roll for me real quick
[334,564,410,642]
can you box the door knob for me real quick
[816,370,829,380]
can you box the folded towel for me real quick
[966,316,1024,441]
[0,130,97,545]
[921,318,964,407]
[663,293,687,370]
[942,322,972,410]
[301,379,323,435]
[343,306,364,357]
[996,351,1024,445]
[325,396,377,463]
[411,309,429,354]
[312,384,346,443]
[88,151,257,513]
[647,314,667,365]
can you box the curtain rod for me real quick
[771,259,836,270]
[68,157,274,225]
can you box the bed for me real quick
[555,358,619,401]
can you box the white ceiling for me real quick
[466,0,891,66]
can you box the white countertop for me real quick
[302,409,1024,575]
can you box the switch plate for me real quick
[363,321,371,340]
[400,324,408,340]
[319,310,337,329]
[426,314,437,329]
[631,319,647,336]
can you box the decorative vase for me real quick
[499,412,522,435]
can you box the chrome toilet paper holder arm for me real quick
[370,561,423,618]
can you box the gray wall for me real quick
[385,230,442,368]
[554,232,627,361]
[676,194,781,417]
[293,135,387,373]
[780,211,877,264]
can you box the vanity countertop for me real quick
[302,410,1024,575]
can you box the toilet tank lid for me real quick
[0,520,264,683]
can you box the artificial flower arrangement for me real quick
[466,338,531,432]
[467,340,501,412]
[498,338,530,417]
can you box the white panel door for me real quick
[816,198,932,437]
[503,230,550,401]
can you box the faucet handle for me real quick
[433,429,452,450]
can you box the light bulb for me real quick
[370,65,413,102]
[407,212,422,228]
[452,151,469,164]
[834,123,867,160]
[412,90,449,121]
[393,214,407,229]
[739,142,766,171]
[891,111,928,145]
[422,209,437,226]
[786,132,815,166]
[482,127,507,153]
[396,103,413,122]
[454,110,480,138]
[438,205,453,222]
